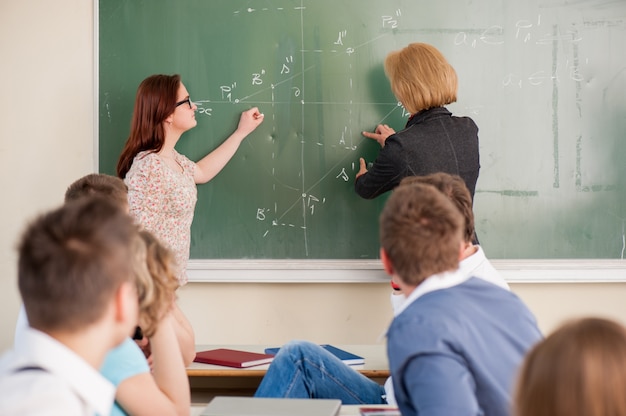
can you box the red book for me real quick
[193,348,275,368]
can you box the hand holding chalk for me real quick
[362,124,395,148]
[236,107,264,136]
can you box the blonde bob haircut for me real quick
[384,43,458,114]
[514,317,626,416]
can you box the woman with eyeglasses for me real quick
[117,74,263,285]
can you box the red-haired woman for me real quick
[117,74,263,285]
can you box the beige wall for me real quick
[177,282,626,347]
[0,0,96,350]
[1,0,625,352]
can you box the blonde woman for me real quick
[356,43,480,202]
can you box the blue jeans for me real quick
[254,340,387,405]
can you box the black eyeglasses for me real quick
[175,97,193,109]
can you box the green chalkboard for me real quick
[99,0,626,260]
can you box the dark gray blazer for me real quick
[355,107,480,200]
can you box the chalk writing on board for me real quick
[100,0,626,259]
[195,4,604,258]
[182,5,417,255]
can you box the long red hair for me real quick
[117,74,181,178]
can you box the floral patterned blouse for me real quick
[125,150,197,285]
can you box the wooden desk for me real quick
[187,345,390,379]
[187,344,390,404]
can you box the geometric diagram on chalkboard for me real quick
[99,0,626,259]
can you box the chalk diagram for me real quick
[176,0,625,258]
[190,2,410,257]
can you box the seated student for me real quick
[388,173,508,313]
[64,172,130,206]
[101,229,190,416]
[0,197,141,415]
[14,174,131,334]
[17,173,195,364]
[254,172,509,405]
[13,173,195,415]
[383,182,542,415]
[398,173,508,289]
[514,317,626,416]
[67,173,195,364]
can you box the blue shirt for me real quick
[387,275,542,416]
[100,337,150,416]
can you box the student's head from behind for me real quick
[379,183,464,287]
[398,173,474,244]
[135,230,179,338]
[117,74,182,178]
[514,317,626,416]
[17,196,140,339]
[64,173,128,211]
[384,42,458,114]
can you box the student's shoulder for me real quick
[0,366,84,414]
[101,338,149,384]
[455,278,519,306]
[458,278,539,324]
[398,283,504,323]
[389,304,459,353]
[392,296,457,331]
[104,337,147,364]
[106,337,145,359]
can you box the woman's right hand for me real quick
[236,107,264,137]
[362,124,395,148]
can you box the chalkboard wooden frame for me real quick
[94,0,626,283]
